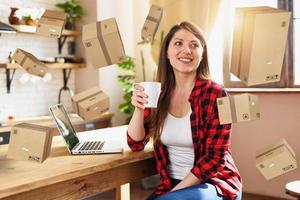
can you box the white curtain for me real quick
[150,0,222,63]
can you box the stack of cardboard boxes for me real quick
[7,123,52,163]
[36,10,67,38]
[216,6,297,180]
[256,139,297,180]
[82,18,126,69]
[12,48,48,77]
[231,6,291,86]
[71,87,110,121]
[141,5,163,42]
[217,93,260,125]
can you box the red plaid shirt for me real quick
[127,78,242,200]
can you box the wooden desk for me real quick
[0,126,156,200]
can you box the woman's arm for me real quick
[171,172,202,192]
[191,86,231,181]
[127,84,149,150]
[128,108,146,141]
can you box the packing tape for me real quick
[97,21,112,65]
[229,96,238,123]
[146,15,160,23]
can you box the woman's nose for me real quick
[182,45,192,54]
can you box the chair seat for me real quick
[286,180,300,198]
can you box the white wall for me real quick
[97,0,135,125]
[230,92,300,199]
[75,0,99,93]
[0,0,75,121]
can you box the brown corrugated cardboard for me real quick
[82,18,126,69]
[141,5,163,42]
[231,7,291,86]
[71,87,109,120]
[36,10,66,38]
[217,93,260,124]
[12,48,47,77]
[256,139,297,180]
[7,123,52,163]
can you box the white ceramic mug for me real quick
[139,82,161,108]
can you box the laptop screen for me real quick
[49,104,79,150]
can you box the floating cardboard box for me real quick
[12,48,47,77]
[256,139,297,180]
[72,87,109,120]
[82,18,126,69]
[7,123,52,163]
[231,6,291,86]
[36,10,67,38]
[217,93,260,124]
[141,5,163,42]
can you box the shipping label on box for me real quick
[72,87,109,120]
[7,123,52,163]
[82,18,126,69]
[141,5,163,42]
[256,139,297,180]
[231,7,291,86]
[217,93,260,124]
[36,10,66,38]
[12,48,47,77]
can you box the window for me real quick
[208,0,298,88]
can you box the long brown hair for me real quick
[145,21,210,143]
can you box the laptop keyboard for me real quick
[79,141,105,151]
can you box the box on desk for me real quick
[12,48,47,77]
[72,87,110,120]
[141,5,163,42]
[36,10,66,38]
[7,123,52,163]
[231,6,291,86]
[256,139,297,180]
[217,93,260,124]
[82,18,126,69]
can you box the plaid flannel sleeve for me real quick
[191,87,232,181]
[127,109,151,151]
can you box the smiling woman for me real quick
[127,22,242,200]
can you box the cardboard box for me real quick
[72,87,109,120]
[82,18,126,69]
[256,139,297,180]
[7,123,52,163]
[217,93,260,124]
[12,48,48,77]
[231,7,291,86]
[36,10,66,38]
[141,5,163,42]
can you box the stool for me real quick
[286,180,300,199]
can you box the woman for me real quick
[127,21,242,200]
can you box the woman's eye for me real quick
[174,41,182,46]
[191,43,200,48]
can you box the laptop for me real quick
[49,104,123,154]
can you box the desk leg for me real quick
[115,183,130,200]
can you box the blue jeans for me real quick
[147,179,242,200]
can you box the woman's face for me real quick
[167,29,204,75]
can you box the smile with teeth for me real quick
[178,57,193,63]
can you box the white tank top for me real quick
[160,109,194,180]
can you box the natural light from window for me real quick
[229,0,278,82]
[294,1,300,85]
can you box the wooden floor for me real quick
[85,179,291,200]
